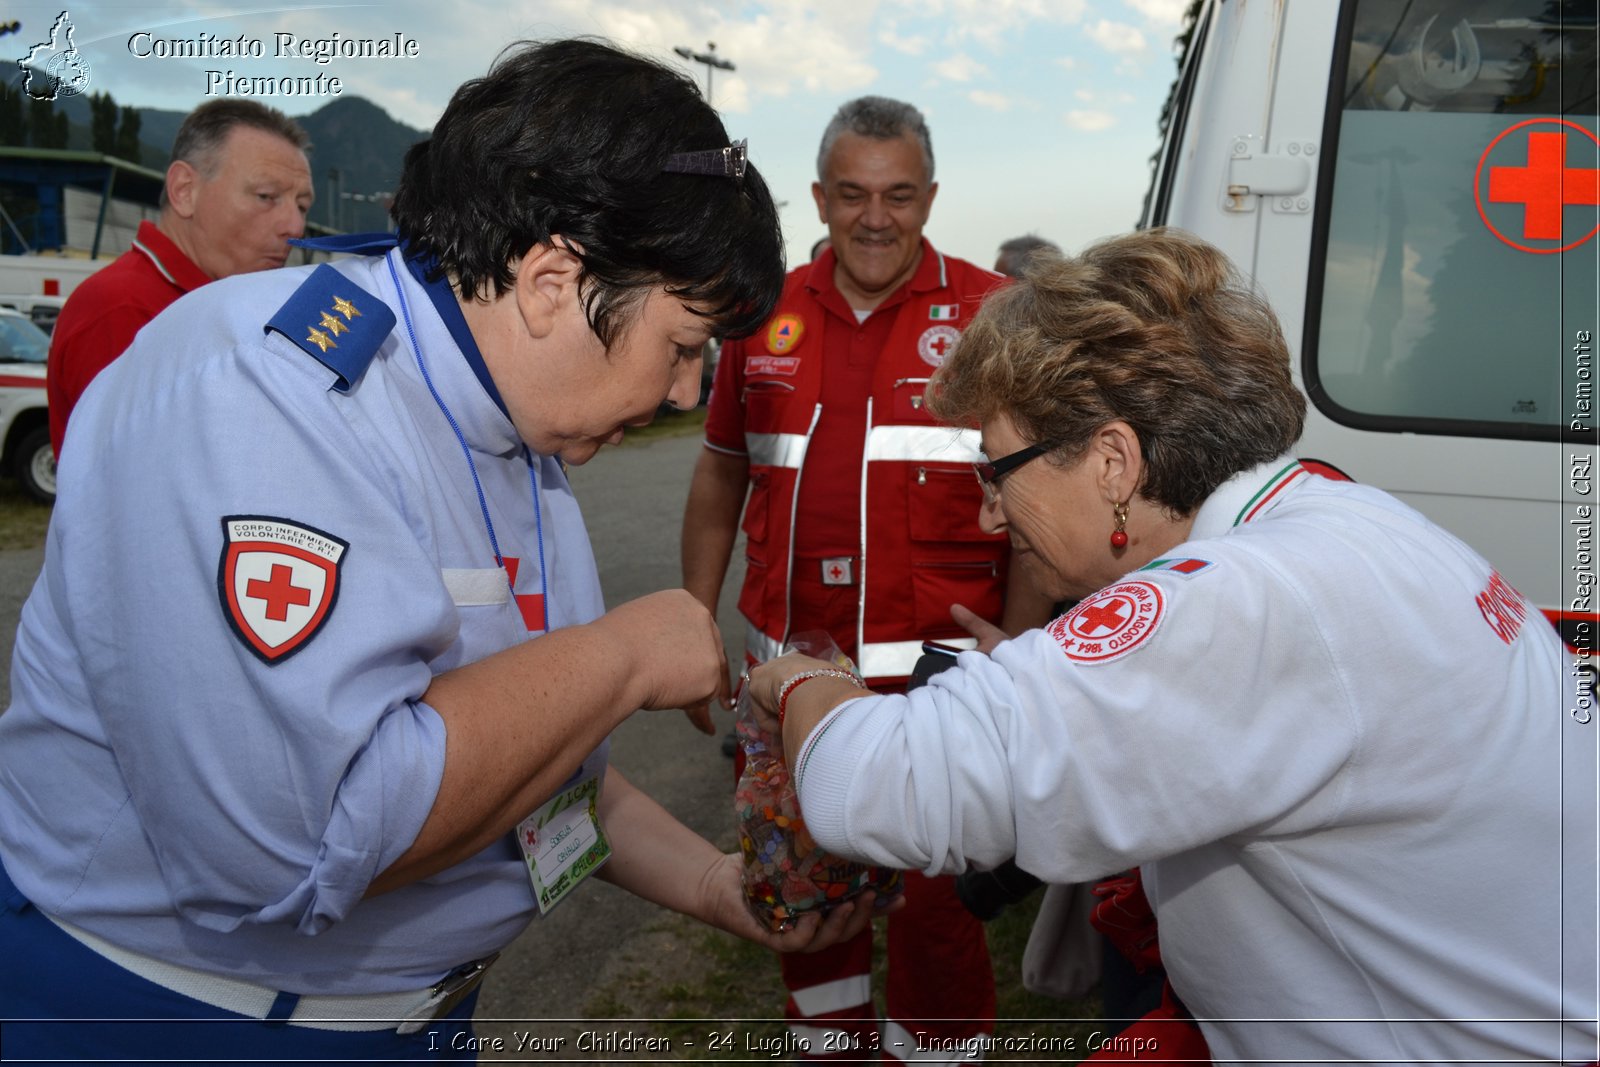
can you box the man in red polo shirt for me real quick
[47,99,313,456]
[681,95,1054,1060]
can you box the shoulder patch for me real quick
[1048,580,1165,664]
[264,264,395,392]
[218,516,348,664]
[1140,557,1215,578]
[767,313,804,355]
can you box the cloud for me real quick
[1065,109,1116,132]
[878,21,930,55]
[888,0,1089,49]
[556,0,879,113]
[968,89,1011,111]
[1075,88,1136,104]
[1054,56,1077,71]
[934,52,989,82]
[1122,0,1190,28]
[1085,19,1147,55]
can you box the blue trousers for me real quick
[0,857,480,1064]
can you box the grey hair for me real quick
[995,234,1062,277]
[816,95,934,183]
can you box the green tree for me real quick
[114,105,142,164]
[89,90,116,153]
[0,81,24,147]
[51,108,69,150]
[26,96,53,147]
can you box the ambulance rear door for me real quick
[1147,0,1598,637]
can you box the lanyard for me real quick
[385,255,549,629]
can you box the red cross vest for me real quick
[735,249,1011,685]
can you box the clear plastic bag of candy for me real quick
[734,631,904,932]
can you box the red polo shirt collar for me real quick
[804,236,943,312]
[130,220,212,292]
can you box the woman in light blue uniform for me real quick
[0,39,877,1062]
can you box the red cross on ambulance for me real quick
[1476,118,1600,254]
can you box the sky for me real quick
[4,0,1193,269]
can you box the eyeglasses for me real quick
[972,440,1060,503]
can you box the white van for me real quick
[1144,0,1597,670]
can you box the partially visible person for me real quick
[682,94,1054,1060]
[752,227,1597,1064]
[47,99,314,456]
[993,233,1060,277]
[0,40,875,1065]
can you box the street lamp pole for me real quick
[673,41,735,108]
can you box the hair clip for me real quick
[663,138,748,182]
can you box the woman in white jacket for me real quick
[749,227,1597,1065]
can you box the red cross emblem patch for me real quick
[218,516,348,664]
[1476,119,1600,254]
[1047,580,1164,664]
[918,325,960,368]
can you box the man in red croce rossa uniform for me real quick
[680,95,1054,1060]
[48,99,313,457]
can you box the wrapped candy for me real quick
[735,634,903,932]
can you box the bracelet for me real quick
[776,669,864,730]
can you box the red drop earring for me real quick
[1110,501,1129,548]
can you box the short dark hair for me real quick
[390,38,785,347]
[161,99,310,207]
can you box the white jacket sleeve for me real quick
[795,552,1364,883]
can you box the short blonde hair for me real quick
[928,228,1305,515]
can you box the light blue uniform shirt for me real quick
[0,247,607,993]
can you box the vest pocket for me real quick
[741,470,770,543]
[738,551,769,631]
[907,465,992,542]
[911,559,1003,634]
[890,377,936,423]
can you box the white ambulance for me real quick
[1144,0,1597,675]
[0,308,54,504]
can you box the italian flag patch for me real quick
[1140,557,1213,577]
[928,304,959,320]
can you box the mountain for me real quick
[296,96,426,233]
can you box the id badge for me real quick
[515,770,611,914]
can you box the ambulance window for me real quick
[1308,0,1597,440]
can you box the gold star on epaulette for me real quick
[332,295,361,320]
[319,310,349,336]
[306,326,337,353]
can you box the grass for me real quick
[623,406,709,446]
[0,477,51,551]
[510,889,1106,1063]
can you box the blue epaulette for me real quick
[264,264,396,392]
